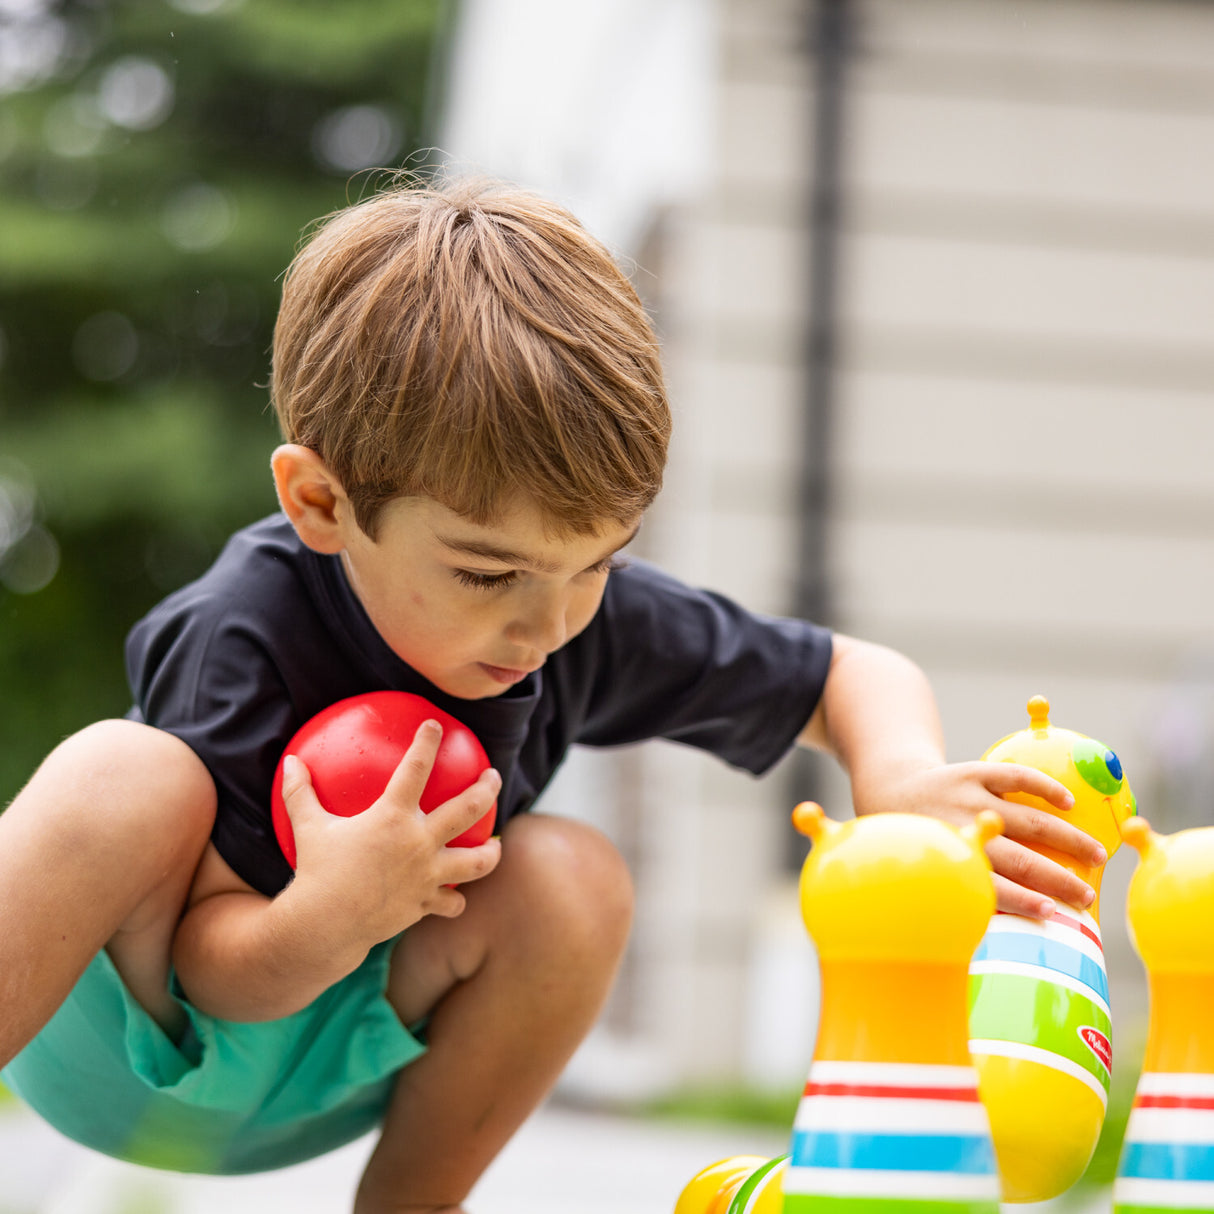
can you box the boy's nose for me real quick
[508,593,568,654]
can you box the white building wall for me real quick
[837,0,1214,771]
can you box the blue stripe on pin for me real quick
[1120,1141,1214,1182]
[790,1131,998,1175]
[972,934,1109,1002]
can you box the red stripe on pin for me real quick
[805,1082,981,1102]
[1135,1094,1214,1110]
[1051,912,1104,951]
[994,908,1103,952]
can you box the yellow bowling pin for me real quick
[968,696,1137,1202]
[781,803,1004,1213]
[1113,818,1214,1212]
[675,1155,786,1214]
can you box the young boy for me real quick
[0,180,1105,1213]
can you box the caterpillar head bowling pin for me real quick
[983,695,1136,910]
[971,696,1137,1203]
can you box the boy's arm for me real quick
[173,722,501,1022]
[798,633,1106,920]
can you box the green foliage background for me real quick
[0,0,446,802]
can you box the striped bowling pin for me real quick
[782,803,1004,1214]
[1114,819,1214,1213]
[968,696,1137,1203]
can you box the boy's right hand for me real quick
[855,757,1104,920]
[277,719,502,950]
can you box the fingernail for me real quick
[485,767,502,789]
[1092,845,1108,865]
[1081,885,1096,907]
[283,754,302,779]
[421,719,442,737]
[1039,899,1057,919]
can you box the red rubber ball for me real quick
[271,691,497,869]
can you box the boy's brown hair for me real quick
[271,178,670,538]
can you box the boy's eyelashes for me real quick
[454,568,519,591]
[452,555,627,592]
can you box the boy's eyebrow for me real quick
[437,525,641,574]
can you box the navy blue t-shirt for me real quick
[125,514,832,897]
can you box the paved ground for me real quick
[1,1098,1112,1214]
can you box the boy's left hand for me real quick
[854,760,1107,920]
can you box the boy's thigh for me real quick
[0,720,216,1055]
[385,812,635,1028]
[102,725,216,1034]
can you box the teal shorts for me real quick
[1,938,426,1174]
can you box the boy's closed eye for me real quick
[453,568,521,591]
[452,555,627,593]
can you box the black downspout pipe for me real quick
[797,0,851,632]
[789,0,851,854]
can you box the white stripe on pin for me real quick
[783,1166,1001,1200]
[794,1096,992,1135]
[969,960,1111,1018]
[969,1039,1109,1106]
[806,1061,979,1087]
[1112,1176,1214,1206]
[1136,1073,1214,1099]
[1123,1107,1214,1144]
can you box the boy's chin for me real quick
[426,666,524,700]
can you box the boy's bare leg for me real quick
[355,813,634,1214]
[0,720,216,1066]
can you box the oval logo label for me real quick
[1079,1026,1112,1072]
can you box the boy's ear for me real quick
[271,444,353,554]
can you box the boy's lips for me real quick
[479,662,539,685]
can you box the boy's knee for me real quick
[499,814,634,954]
[51,720,216,859]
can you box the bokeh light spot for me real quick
[313,104,400,173]
[43,93,106,156]
[71,311,139,381]
[167,0,244,13]
[161,182,236,251]
[97,55,174,130]
[0,523,59,594]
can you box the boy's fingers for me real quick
[438,835,502,888]
[994,797,1107,867]
[380,720,444,806]
[280,754,322,823]
[984,762,1074,811]
[985,836,1095,910]
[425,886,468,919]
[992,872,1058,921]
[427,767,502,845]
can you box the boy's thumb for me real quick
[279,753,321,822]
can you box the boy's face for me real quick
[338,495,640,699]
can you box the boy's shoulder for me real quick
[589,555,831,671]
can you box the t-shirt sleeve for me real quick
[126,600,298,896]
[575,561,833,774]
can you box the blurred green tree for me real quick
[0,0,446,800]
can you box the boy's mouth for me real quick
[479,662,536,686]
